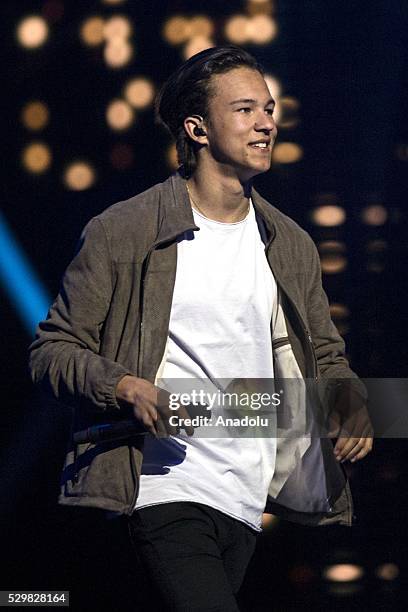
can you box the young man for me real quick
[29,46,372,610]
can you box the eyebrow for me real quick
[229,98,275,106]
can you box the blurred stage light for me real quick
[162,15,191,45]
[190,15,214,38]
[22,142,52,174]
[248,14,278,44]
[278,96,300,129]
[63,161,96,190]
[110,143,134,170]
[104,39,133,68]
[264,74,281,99]
[183,36,214,61]
[264,74,281,122]
[166,143,178,170]
[272,142,303,164]
[318,240,346,254]
[102,0,127,4]
[21,101,49,131]
[311,205,346,226]
[17,15,49,49]
[224,15,251,45]
[103,15,132,40]
[375,563,399,581]
[361,204,388,226]
[106,99,134,130]
[323,564,364,582]
[330,303,350,334]
[395,143,408,161]
[124,77,155,109]
[319,241,347,274]
[366,239,387,253]
[329,303,350,319]
[367,257,385,274]
[321,257,347,274]
[0,212,51,334]
[80,16,105,46]
[261,513,279,529]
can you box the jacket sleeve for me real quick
[305,237,367,400]
[28,217,132,412]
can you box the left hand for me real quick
[328,384,374,463]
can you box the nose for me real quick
[254,111,276,134]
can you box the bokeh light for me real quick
[124,78,155,109]
[248,15,278,44]
[189,16,214,38]
[278,96,300,129]
[321,257,347,274]
[395,143,408,161]
[80,16,105,47]
[366,239,387,253]
[17,16,49,49]
[106,99,134,131]
[21,142,52,174]
[162,16,192,45]
[319,241,347,274]
[330,303,350,335]
[330,303,350,319]
[63,161,96,191]
[361,204,388,226]
[261,513,279,529]
[264,74,282,100]
[323,564,364,582]
[375,563,400,581]
[21,101,49,131]
[104,39,133,68]
[166,143,179,170]
[103,15,132,40]
[101,0,127,5]
[264,74,282,122]
[224,15,251,45]
[272,142,303,164]
[311,205,346,226]
[183,37,214,61]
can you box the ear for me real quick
[184,115,208,144]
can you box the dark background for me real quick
[1,0,408,609]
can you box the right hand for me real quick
[115,375,194,438]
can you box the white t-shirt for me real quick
[135,201,277,531]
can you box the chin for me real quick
[247,163,271,179]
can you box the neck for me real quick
[186,163,252,223]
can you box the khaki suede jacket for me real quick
[29,171,365,526]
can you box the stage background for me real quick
[1,1,408,609]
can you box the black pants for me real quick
[127,502,258,611]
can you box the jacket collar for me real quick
[155,170,277,247]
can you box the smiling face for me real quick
[202,66,277,181]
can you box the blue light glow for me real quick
[0,212,51,334]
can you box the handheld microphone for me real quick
[73,420,147,444]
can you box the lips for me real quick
[248,142,271,152]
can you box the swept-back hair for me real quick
[156,45,263,177]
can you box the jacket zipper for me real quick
[264,241,318,381]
